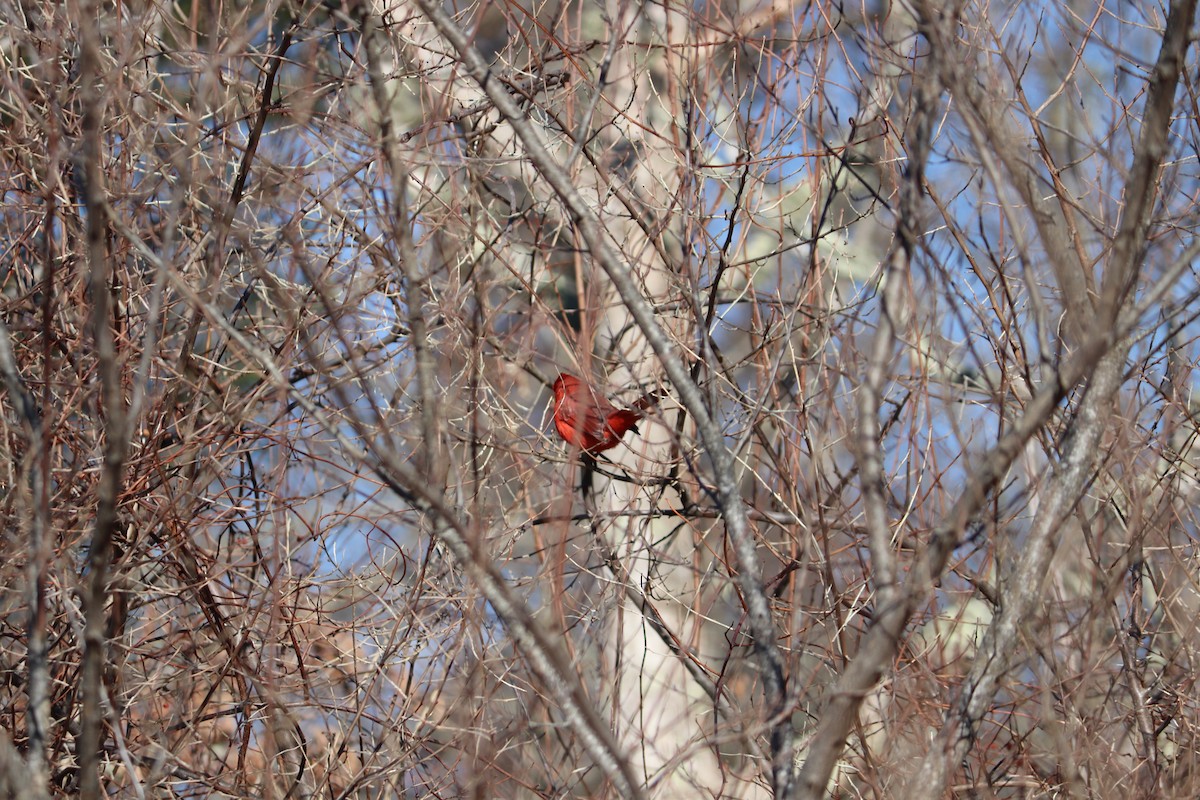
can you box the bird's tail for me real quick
[608,409,644,437]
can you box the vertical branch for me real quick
[27,121,59,796]
[76,2,130,797]
[0,319,49,796]
[858,52,939,596]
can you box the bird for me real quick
[551,373,659,454]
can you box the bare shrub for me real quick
[1,0,1199,798]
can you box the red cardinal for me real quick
[551,373,658,454]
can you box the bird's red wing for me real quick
[577,407,643,453]
[577,403,617,451]
[552,372,649,453]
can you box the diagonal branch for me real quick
[405,1,796,793]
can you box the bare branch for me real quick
[77,2,131,796]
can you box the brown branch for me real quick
[225,28,293,227]
[77,1,131,796]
